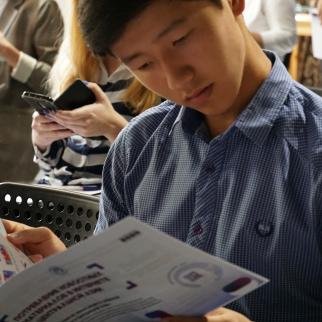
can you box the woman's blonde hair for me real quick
[49,0,160,113]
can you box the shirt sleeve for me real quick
[95,128,130,235]
[23,0,63,92]
[260,0,296,59]
[33,139,66,171]
[11,52,37,83]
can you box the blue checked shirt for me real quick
[97,52,322,322]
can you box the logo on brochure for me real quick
[0,245,12,265]
[145,310,173,319]
[3,270,15,281]
[167,262,222,288]
[49,266,68,276]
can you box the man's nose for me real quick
[161,60,194,90]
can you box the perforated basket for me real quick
[0,182,99,247]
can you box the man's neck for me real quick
[206,35,272,138]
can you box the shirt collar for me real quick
[235,51,293,146]
[171,51,293,146]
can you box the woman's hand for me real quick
[3,220,66,262]
[162,308,252,322]
[31,111,74,152]
[50,83,128,142]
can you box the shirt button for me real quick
[255,221,274,237]
[192,223,203,236]
[205,165,215,174]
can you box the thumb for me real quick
[29,254,44,263]
[7,227,53,245]
[87,82,109,102]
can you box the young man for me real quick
[5,0,322,321]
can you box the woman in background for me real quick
[32,0,159,192]
[318,0,322,23]
[0,0,63,182]
[244,0,296,65]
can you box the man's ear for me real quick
[227,0,245,16]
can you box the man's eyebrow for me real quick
[121,17,187,65]
[154,17,187,41]
[122,52,144,65]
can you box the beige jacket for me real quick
[0,0,63,107]
[0,0,63,182]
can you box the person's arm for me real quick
[259,0,296,58]
[11,0,63,92]
[32,111,73,172]
[162,307,252,322]
[0,32,20,67]
[95,123,131,234]
[3,220,66,261]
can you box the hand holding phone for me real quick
[21,79,96,115]
[31,111,74,151]
[50,82,129,142]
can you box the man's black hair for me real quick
[77,0,222,56]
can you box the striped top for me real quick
[34,64,134,190]
[97,51,322,321]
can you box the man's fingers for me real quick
[87,82,107,101]
[7,226,55,245]
[206,308,226,317]
[29,254,44,263]
[162,317,207,322]
[2,219,29,234]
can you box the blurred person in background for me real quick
[244,0,296,67]
[318,0,322,22]
[0,0,63,182]
[32,0,159,192]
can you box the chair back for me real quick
[0,182,99,247]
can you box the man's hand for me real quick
[0,31,20,67]
[162,308,252,322]
[3,220,66,262]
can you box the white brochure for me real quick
[0,217,268,322]
[0,220,33,287]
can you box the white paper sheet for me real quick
[0,218,268,322]
[0,220,33,287]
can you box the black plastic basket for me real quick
[0,182,99,247]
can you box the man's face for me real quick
[112,0,246,118]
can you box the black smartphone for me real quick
[54,79,96,109]
[21,92,56,115]
[21,79,96,114]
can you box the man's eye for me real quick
[137,62,152,71]
[172,31,191,47]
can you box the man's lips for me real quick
[185,83,213,106]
